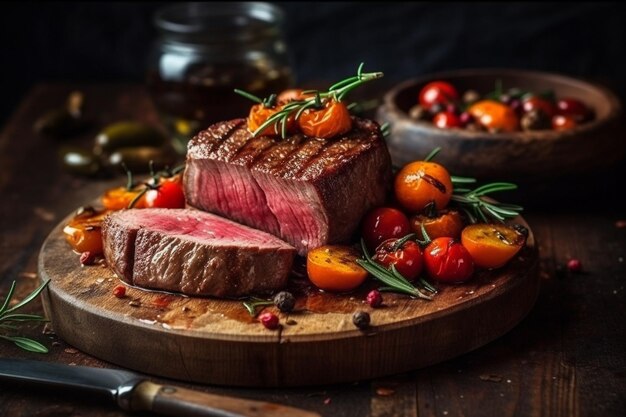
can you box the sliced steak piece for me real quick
[102,208,295,297]
[185,118,392,255]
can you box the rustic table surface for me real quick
[0,84,625,417]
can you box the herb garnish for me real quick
[235,63,384,139]
[0,279,50,353]
[355,239,436,300]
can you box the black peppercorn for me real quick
[273,291,296,313]
[352,311,371,330]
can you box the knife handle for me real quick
[128,381,321,417]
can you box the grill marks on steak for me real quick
[101,209,295,297]
[185,118,392,254]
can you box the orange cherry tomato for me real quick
[298,99,352,138]
[101,186,146,210]
[247,104,277,136]
[552,114,577,131]
[411,209,464,240]
[461,224,526,269]
[63,207,110,254]
[307,245,368,292]
[468,100,520,132]
[394,161,453,212]
[247,104,297,136]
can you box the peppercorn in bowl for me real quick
[377,68,623,181]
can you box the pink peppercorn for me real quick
[567,258,582,273]
[366,290,383,308]
[259,312,280,330]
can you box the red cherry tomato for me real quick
[556,98,591,121]
[552,114,577,131]
[433,111,461,128]
[373,238,423,281]
[522,96,556,118]
[419,81,459,110]
[144,179,185,209]
[361,207,411,251]
[423,237,474,283]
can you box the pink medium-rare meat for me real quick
[101,208,295,297]
[184,118,392,255]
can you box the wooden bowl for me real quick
[377,69,624,181]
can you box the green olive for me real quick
[60,147,101,176]
[106,146,177,173]
[94,122,167,155]
[34,109,89,139]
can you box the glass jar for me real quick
[147,2,293,145]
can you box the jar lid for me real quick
[154,2,285,44]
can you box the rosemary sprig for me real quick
[0,279,50,353]
[235,63,384,139]
[356,240,435,300]
[451,182,522,223]
[243,297,273,317]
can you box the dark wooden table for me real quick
[1,84,625,417]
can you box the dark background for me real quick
[1,1,625,124]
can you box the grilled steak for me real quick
[102,208,295,297]
[185,118,392,254]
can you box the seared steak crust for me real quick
[185,118,392,254]
[102,209,295,297]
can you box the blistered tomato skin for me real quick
[373,238,423,281]
[307,245,368,292]
[395,161,453,212]
[461,224,525,269]
[424,237,474,283]
[298,100,352,139]
[362,207,411,251]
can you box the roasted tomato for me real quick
[361,207,411,251]
[298,99,352,138]
[411,209,464,240]
[144,177,185,209]
[101,186,146,210]
[63,207,110,254]
[395,161,453,212]
[423,237,474,283]
[307,245,368,292]
[468,100,519,132]
[373,238,423,281]
[556,97,591,121]
[247,104,277,136]
[433,111,461,128]
[522,96,556,118]
[461,223,526,269]
[419,81,459,110]
[552,114,577,131]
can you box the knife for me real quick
[0,358,321,417]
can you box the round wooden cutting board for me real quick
[39,212,539,387]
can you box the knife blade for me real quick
[0,358,321,417]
